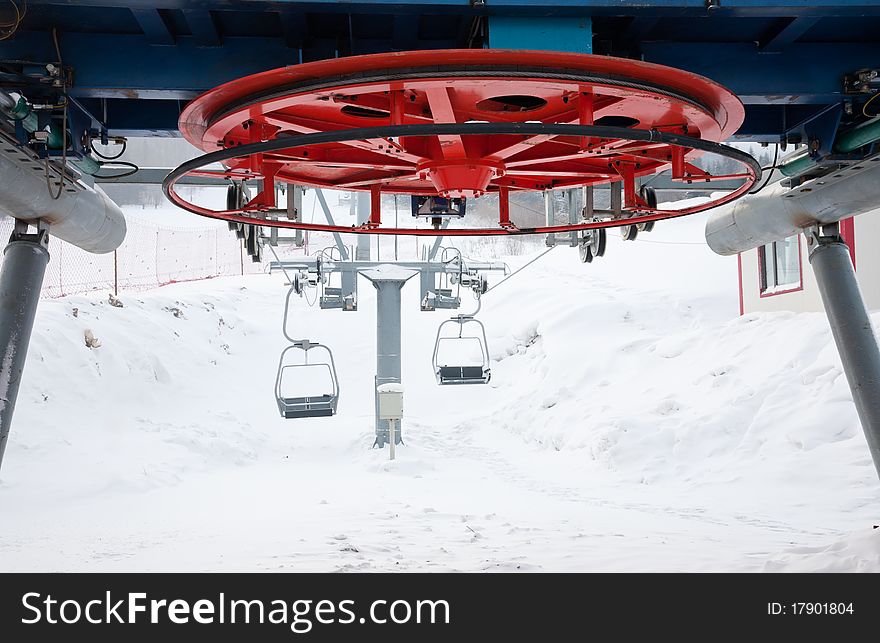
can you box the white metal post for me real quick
[389,419,396,460]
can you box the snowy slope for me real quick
[0,210,878,572]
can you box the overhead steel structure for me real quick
[163,49,758,237]
[1,1,880,475]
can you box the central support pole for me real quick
[807,227,880,480]
[355,192,371,260]
[361,266,417,448]
[0,225,50,471]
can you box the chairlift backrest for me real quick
[275,341,340,418]
[432,316,491,385]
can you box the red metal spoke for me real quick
[501,137,624,168]
[423,86,467,159]
[261,151,415,173]
[487,96,626,160]
[261,113,425,165]
[332,171,422,190]
[505,170,616,179]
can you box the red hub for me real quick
[166,50,759,235]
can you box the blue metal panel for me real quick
[488,15,592,53]
[5,0,880,144]
[79,98,183,136]
[760,16,819,52]
[641,42,880,105]
[2,31,872,106]
[183,10,220,47]
[17,1,880,16]
[2,33,307,99]
[130,8,175,45]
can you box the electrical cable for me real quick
[43,26,67,199]
[748,143,779,195]
[91,160,139,180]
[0,0,25,41]
[91,138,127,160]
[164,122,763,237]
[483,245,557,295]
[266,239,296,289]
[862,92,880,118]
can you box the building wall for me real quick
[853,210,880,307]
[739,211,880,314]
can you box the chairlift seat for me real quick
[320,296,344,309]
[437,365,491,385]
[275,341,340,419]
[432,316,492,386]
[277,394,336,418]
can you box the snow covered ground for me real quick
[0,207,878,572]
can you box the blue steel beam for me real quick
[759,16,819,52]
[621,16,659,44]
[393,14,420,52]
[19,0,880,6]
[640,42,880,105]
[3,32,305,99]
[278,11,307,49]
[182,9,220,47]
[130,8,175,45]
[0,30,866,106]
[18,1,880,17]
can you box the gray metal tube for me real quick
[427,218,450,261]
[809,237,880,480]
[356,192,371,261]
[374,280,403,446]
[0,230,50,470]
[314,188,350,260]
[287,183,303,248]
[0,148,126,254]
[362,266,417,447]
[0,89,16,112]
[706,160,880,256]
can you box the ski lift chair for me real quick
[432,316,491,385]
[275,340,340,418]
[421,246,465,311]
[421,288,461,311]
[317,247,356,310]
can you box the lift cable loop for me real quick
[163,123,761,237]
[483,246,557,296]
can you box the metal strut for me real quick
[0,223,50,471]
[807,224,880,480]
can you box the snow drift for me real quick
[0,207,877,572]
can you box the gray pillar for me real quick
[544,191,555,247]
[341,269,357,310]
[287,183,303,247]
[0,228,50,470]
[419,270,434,309]
[362,267,417,447]
[427,218,450,261]
[808,233,880,480]
[356,192,371,261]
[567,188,581,247]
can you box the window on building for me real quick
[759,235,801,294]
